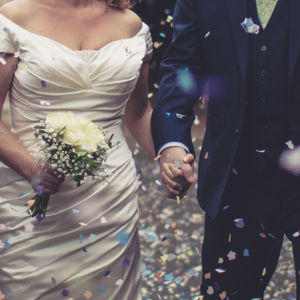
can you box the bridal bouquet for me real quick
[27,111,112,218]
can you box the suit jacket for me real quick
[151,0,300,219]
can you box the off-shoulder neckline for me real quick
[0,13,147,53]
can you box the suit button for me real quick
[261,45,268,52]
[235,129,240,134]
[260,70,267,77]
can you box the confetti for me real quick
[39,100,51,106]
[104,270,111,277]
[176,196,181,205]
[2,27,10,33]
[115,278,123,286]
[117,231,130,246]
[41,80,47,88]
[61,289,70,297]
[204,31,211,39]
[153,154,161,161]
[215,268,226,274]
[24,223,34,232]
[234,218,245,228]
[83,290,92,299]
[241,17,260,35]
[227,250,236,261]
[100,216,107,223]
[99,285,105,294]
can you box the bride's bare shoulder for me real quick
[0,0,34,26]
[112,8,143,36]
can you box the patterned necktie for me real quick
[256,0,278,29]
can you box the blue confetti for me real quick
[99,284,105,294]
[165,112,171,118]
[176,68,197,94]
[243,248,250,256]
[123,258,131,266]
[240,17,260,35]
[36,214,44,222]
[61,289,69,297]
[165,273,174,281]
[117,231,130,246]
[79,234,83,244]
[4,240,10,248]
[2,27,10,33]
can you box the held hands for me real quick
[159,147,195,199]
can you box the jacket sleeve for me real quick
[151,0,206,156]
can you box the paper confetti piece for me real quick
[79,234,84,244]
[153,154,161,161]
[241,17,260,34]
[83,290,92,299]
[243,248,250,256]
[123,258,131,266]
[61,289,70,297]
[286,140,295,150]
[204,31,211,39]
[117,231,130,246]
[207,286,214,295]
[176,196,181,205]
[24,223,34,232]
[100,216,107,223]
[215,268,226,273]
[227,250,236,261]
[99,285,105,294]
[89,233,97,243]
[174,160,181,168]
[39,100,51,106]
[41,80,47,88]
[104,270,111,277]
[2,27,10,33]
[292,231,300,238]
[234,218,245,228]
[115,278,123,286]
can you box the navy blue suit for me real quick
[151,0,300,219]
[152,0,300,298]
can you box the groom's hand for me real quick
[159,147,195,199]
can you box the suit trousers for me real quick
[200,150,300,299]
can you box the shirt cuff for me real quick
[158,142,190,155]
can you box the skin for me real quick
[0,0,193,199]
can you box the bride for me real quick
[0,0,157,298]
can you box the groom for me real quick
[151,0,300,299]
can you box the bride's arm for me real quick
[0,54,62,194]
[123,61,155,158]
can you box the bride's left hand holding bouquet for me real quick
[27,111,111,219]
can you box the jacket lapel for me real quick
[289,0,300,82]
[225,0,249,86]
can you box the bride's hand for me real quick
[30,166,64,195]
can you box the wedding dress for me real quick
[0,13,152,300]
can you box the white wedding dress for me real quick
[0,13,152,300]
